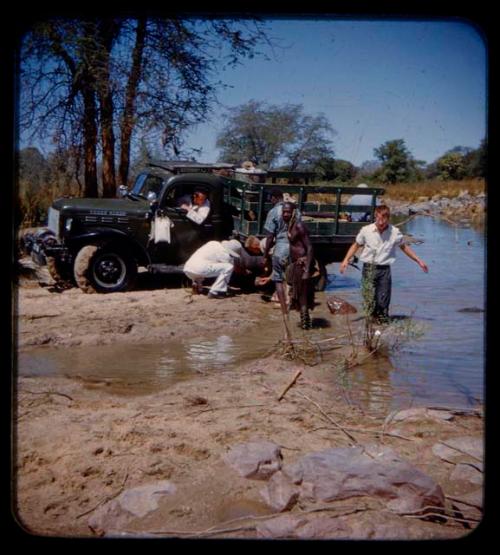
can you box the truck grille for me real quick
[84,215,130,225]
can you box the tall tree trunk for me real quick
[119,18,146,187]
[97,20,120,198]
[100,92,116,198]
[82,87,98,198]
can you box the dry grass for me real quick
[298,178,485,206]
[381,178,485,202]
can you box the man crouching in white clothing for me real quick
[183,239,242,299]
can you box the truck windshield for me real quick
[131,173,165,198]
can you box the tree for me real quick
[373,139,422,184]
[20,17,271,197]
[216,100,336,169]
[463,138,487,178]
[313,157,357,182]
[435,151,467,180]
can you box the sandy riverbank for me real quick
[13,264,484,540]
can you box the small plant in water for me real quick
[361,260,377,349]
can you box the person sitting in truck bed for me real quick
[348,183,379,222]
[179,187,211,224]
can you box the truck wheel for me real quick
[46,256,75,290]
[315,262,328,292]
[74,245,137,294]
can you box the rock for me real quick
[450,488,483,510]
[256,514,353,539]
[261,445,444,515]
[296,516,353,539]
[385,407,455,425]
[224,441,282,480]
[326,295,357,315]
[88,480,176,535]
[432,436,483,463]
[259,469,300,512]
[256,514,309,538]
[450,463,483,485]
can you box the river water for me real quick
[17,216,486,411]
[327,216,485,411]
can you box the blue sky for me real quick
[185,17,487,166]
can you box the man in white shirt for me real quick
[339,204,428,322]
[180,188,211,224]
[183,239,242,298]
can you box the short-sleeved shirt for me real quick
[355,223,404,266]
[264,202,289,257]
[185,200,210,224]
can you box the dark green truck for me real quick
[27,161,384,293]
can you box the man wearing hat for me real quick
[179,187,211,224]
[183,239,242,299]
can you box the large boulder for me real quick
[261,445,444,514]
[88,480,176,535]
[224,441,282,480]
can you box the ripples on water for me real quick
[327,216,485,411]
[18,217,485,410]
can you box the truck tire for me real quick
[46,256,75,290]
[74,245,137,294]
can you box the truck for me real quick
[25,161,384,293]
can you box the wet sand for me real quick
[13,267,484,539]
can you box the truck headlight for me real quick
[65,218,73,232]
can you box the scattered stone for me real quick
[184,395,209,406]
[260,470,299,512]
[326,295,357,315]
[432,436,483,463]
[450,463,483,485]
[224,441,282,480]
[450,488,483,510]
[88,480,176,535]
[257,514,355,539]
[261,445,444,515]
[385,407,455,425]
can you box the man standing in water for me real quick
[339,204,428,323]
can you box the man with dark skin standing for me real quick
[340,204,428,323]
[285,202,316,330]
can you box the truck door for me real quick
[149,183,215,265]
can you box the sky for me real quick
[184,17,487,167]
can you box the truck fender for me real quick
[67,228,151,267]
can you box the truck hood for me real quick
[52,196,150,217]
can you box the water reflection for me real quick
[327,215,485,410]
[17,217,485,409]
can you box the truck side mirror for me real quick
[117,184,128,198]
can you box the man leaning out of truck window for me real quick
[180,187,211,224]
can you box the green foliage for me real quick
[425,140,486,181]
[314,157,357,182]
[435,152,467,180]
[216,100,336,169]
[373,139,423,184]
